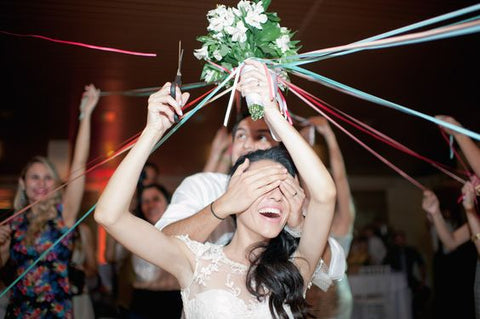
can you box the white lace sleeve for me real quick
[176,234,209,257]
[311,237,346,291]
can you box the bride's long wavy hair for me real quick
[229,146,311,319]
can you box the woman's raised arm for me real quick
[94,83,194,285]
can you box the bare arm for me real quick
[94,83,194,285]
[162,204,225,241]
[313,117,355,237]
[239,60,336,283]
[0,225,10,267]
[435,115,480,176]
[203,127,231,173]
[422,189,470,251]
[63,85,99,227]
[462,182,480,255]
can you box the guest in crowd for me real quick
[302,117,355,319]
[346,235,371,273]
[423,182,480,318]
[0,84,99,318]
[363,225,387,265]
[203,126,232,174]
[70,223,97,319]
[105,163,164,316]
[128,184,182,319]
[428,114,480,318]
[95,60,337,318]
[426,186,476,318]
[383,230,430,319]
[140,162,160,187]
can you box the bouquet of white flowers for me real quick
[194,0,300,85]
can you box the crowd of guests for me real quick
[0,60,478,318]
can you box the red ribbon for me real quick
[1,30,156,57]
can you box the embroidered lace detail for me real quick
[176,235,293,318]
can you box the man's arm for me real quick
[156,173,230,242]
[161,204,226,242]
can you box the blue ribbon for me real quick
[286,65,480,141]
[280,4,480,66]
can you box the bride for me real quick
[95,60,336,318]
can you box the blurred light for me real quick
[103,111,116,123]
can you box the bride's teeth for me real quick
[259,208,280,215]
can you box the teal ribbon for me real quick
[100,81,211,97]
[279,4,480,66]
[152,72,237,152]
[0,205,96,298]
[286,65,480,141]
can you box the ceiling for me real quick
[1,0,479,182]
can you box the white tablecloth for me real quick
[348,271,412,319]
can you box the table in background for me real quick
[348,266,412,319]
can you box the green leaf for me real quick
[262,0,272,11]
[197,36,210,42]
[248,104,264,120]
[267,12,280,23]
[258,23,281,42]
[219,44,230,56]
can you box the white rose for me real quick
[205,69,217,83]
[208,5,235,32]
[275,35,290,53]
[237,0,252,13]
[193,46,209,60]
[226,21,248,43]
[212,32,224,40]
[208,16,224,32]
[245,11,267,29]
[213,50,222,61]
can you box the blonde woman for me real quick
[0,84,98,318]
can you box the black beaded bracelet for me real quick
[210,201,225,220]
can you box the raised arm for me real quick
[63,84,99,227]
[239,60,336,282]
[435,115,480,177]
[0,224,11,267]
[422,189,470,251]
[462,182,480,255]
[312,116,355,237]
[94,83,194,285]
[203,127,231,173]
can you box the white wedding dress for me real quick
[177,235,294,319]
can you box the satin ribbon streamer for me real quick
[1,30,157,57]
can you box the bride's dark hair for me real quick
[229,146,311,319]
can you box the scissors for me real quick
[170,41,184,123]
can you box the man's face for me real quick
[231,117,279,163]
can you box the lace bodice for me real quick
[177,235,293,319]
